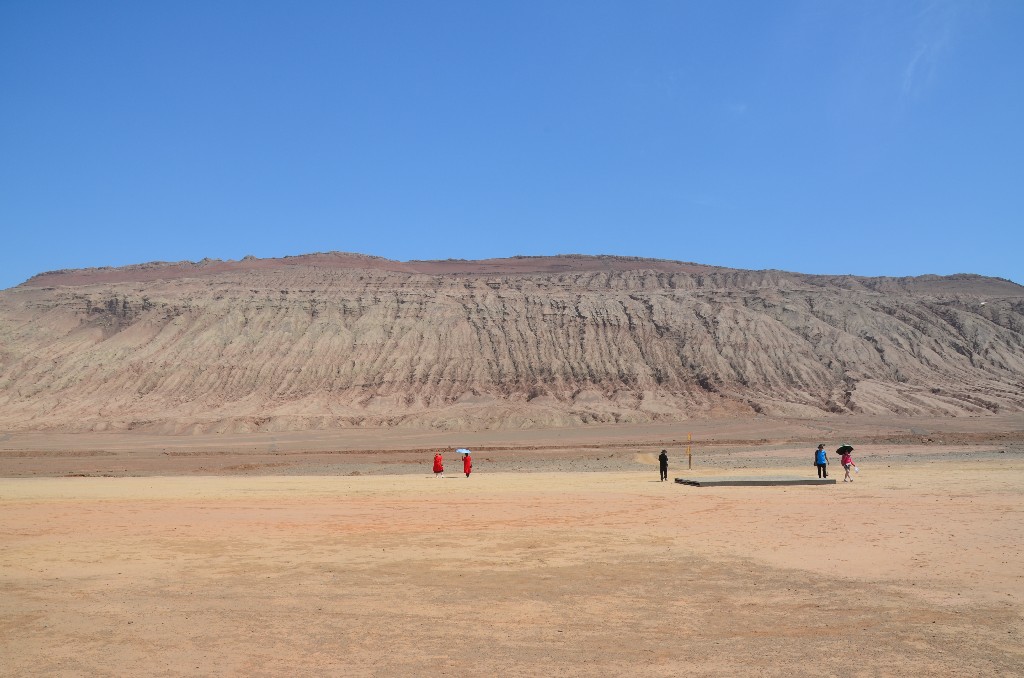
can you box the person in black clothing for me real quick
[659,450,669,481]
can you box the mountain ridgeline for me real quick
[1,253,1022,433]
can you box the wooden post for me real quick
[687,432,692,469]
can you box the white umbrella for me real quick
[455,448,472,455]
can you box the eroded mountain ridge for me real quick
[2,253,1022,432]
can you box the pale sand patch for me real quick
[2,461,1022,676]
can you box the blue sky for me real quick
[1,0,1022,290]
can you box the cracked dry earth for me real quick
[2,457,1022,677]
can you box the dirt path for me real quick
[2,458,1022,676]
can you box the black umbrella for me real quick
[836,445,854,455]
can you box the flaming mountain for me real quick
[1,252,1022,433]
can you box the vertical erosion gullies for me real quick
[0,266,1022,430]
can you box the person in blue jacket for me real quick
[813,444,828,478]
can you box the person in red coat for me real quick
[432,452,444,478]
[463,453,472,478]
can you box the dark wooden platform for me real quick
[674,477,837,487]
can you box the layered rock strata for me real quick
[1,253,1022,432]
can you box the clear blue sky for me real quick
[2,0,1022,290]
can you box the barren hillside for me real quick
[1,253,1022,433]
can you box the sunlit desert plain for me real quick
[2,416,1022,676]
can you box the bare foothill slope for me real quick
[1,253,1022,433]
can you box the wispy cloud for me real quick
[901,0,975,99]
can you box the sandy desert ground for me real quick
[2,416,1023,676]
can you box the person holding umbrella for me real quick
[456,448,472,478]
[837,445,856,482]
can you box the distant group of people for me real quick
[432,451,471,478]
[653,445,858,483]
[431,444,857,483]
[814,444,857,482]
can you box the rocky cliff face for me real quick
[1,253,1022,432]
